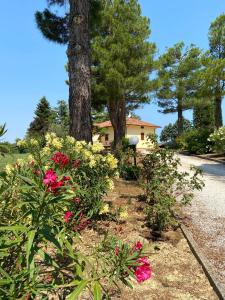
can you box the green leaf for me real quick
[26,230,36,268]
[66,280,88,300]
[0,279,11,286]
[17,174,36,186]
[93,282,102,300]
[0,225,28,232]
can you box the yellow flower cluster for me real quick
[16,159,25,167]
[45,132,63,150]
[5,164,14,176]
[16,139,26,147]
[119,207,128,221]
[106,177,114,190]
[66,136,76,145]
[91,143,104,153]
[30,138,39,147]
[99,203,110,215]
[105,153,118,170]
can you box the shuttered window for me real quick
[141,132,145,140]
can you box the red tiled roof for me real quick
[94,117,161,128]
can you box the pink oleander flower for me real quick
[49,180,64,194]
[64,211,73,223]
[134,264,152,283]
[51,152,69,167]
[138,257,150,266]
[134,256,152,283]
[134,241,143,251]
[43,169,58,185]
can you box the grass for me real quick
[0,153,29,170]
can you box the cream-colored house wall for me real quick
[95,125,156,149]
[126,125,155,149]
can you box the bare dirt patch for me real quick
[80,179,218,299]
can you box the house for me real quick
[94,117,161,151]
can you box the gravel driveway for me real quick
[178,154,225,291]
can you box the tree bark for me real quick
[177,99,183,135]
[214,96,223,129]
[68,0,92,142]
[108,98,126,149]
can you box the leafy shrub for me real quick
[120,163,140,181]
[176,129,212,154]
[142,149,204,232]
[208,126,225,154]
[0,134,152,298]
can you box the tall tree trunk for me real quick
[177,99,183,135]
[108,98,126,149]
[214,96,223,129]
[68,0,92,142]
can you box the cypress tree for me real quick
[27,97,53,137]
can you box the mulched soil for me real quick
[79,179,218,300]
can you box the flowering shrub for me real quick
[142,149,204,233]
[208,126,225,154]
[0,134,152,298]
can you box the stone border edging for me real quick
[180,224,225,300]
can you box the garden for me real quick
[0,132,218,299]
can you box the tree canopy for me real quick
[156,42,201,135]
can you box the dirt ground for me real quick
[79,179,218,300]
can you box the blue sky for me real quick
[1,0,225,141]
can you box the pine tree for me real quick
[156,43,201,135]
[193,100,214,130]
[27,97,53,137]
[207,14,225,128]
[92,0,156,148]
[160,119,192,143]
[35,0,101,142]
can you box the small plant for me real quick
[142,149,204,233]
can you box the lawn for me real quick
[0,153,28,170]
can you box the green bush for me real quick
[176,129,212,154]
[208,126,225,154]
[120,163,141,181]
[142,149,204,233]
[0,134,152,298]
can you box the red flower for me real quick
[135,264,152,283]
[43,169,57,185]
[115,246,120,256]
[62,176,71,181]
[64,211,73,223]
[51,152,69,167]
[134,241,143,251]
[134,257,152,283]
[73,159,81,168]
[49,180,64,194]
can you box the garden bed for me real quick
[79,179,218,299]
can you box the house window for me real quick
[141,126,144,129]
[141,132,145,140]
[105,134,109,142]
